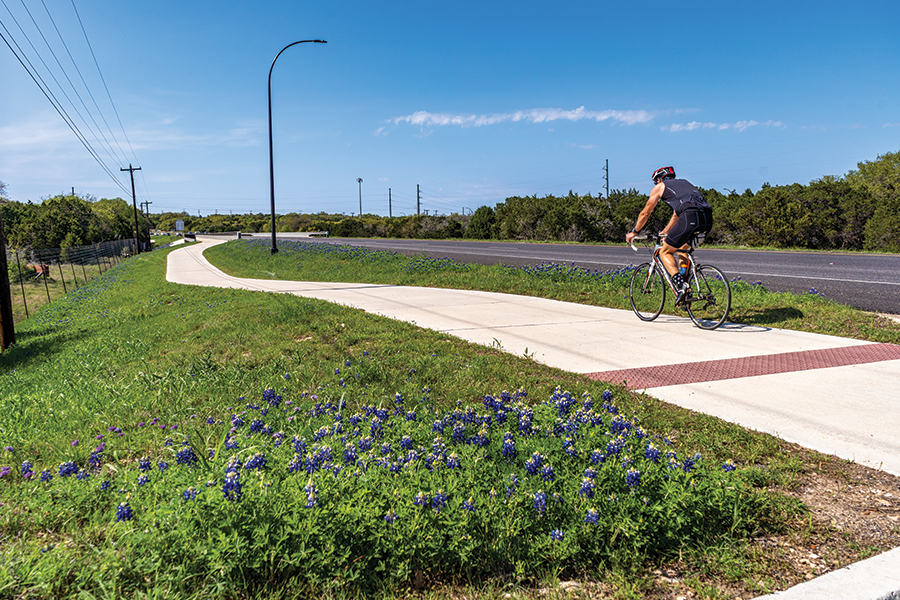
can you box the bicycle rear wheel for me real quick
[629,262,666,321]
[686,265,731,330]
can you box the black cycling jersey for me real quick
[660,179,710,215]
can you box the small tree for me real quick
[465,206,495,239]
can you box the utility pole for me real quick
[603,159,609,199]
[141,200,153,217]
[388,188,392,218]
[121,164,142,254]
[416,184,421,216]
[0,209,15,351]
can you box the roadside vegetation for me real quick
[2,243,898,599]
[206,239,900,345]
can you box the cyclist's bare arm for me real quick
[626,181,666,244]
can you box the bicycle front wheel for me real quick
[687,265,731,330]
[629,262,666,321]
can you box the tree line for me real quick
[2,150,898,252]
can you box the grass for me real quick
[0,241,893,599]
[205,239,900,344]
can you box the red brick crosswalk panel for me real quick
[586,343,900,389]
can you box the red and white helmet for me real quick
[652,166,676,183]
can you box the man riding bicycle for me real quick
[624,166,713,305]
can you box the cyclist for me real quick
[625,166,713,305]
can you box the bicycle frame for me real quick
[629,232,731,329]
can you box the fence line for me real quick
[5,239,138,325]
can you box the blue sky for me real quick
[2,0,898,218]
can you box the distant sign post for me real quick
[176,220,184,232]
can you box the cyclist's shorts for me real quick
[666,207,712,248]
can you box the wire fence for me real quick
[5,238,138,325]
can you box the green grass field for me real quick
[0,241,894,599]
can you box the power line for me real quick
[0,0,141,197]
[0,19,129,194]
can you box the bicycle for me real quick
[628,232,731,330]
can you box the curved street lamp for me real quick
[268,39,327,254]
[357,177,363,217]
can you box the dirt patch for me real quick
[631,445,900,599]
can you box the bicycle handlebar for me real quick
[629,232,660,251]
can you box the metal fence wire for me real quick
[5,239,138,325]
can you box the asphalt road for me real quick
[275,235,900,315]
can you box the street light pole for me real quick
[268,39,327,254]
[357,177,363,217]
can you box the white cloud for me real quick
[390,106,655,129]
[666,119,783,133]
[666,121,717,132]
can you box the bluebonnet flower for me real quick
[292,436,306,455]
[562,437,579,457]
[370,417,384,439]
[288,454,304,474]
[222,471,242,502]
[721,459,736,472]
[175,446,197,467]
[579,478,595,498]
[76,469,90,481]
[137,473,150,486]
[682,453,700,472]
[590,449,606,465]
[405,411,417,422]
[413,491,430,507]
[58,461,78,478]
[380,442,391,455]
[343,443,357,465]
[506,473,519,498]
[249,419,266,433]
[525,452,543,476]
[225,456,242,474]
[206,417,215,425]
[584,466,598,479]
[400,435,413,451]
[540,463,555,482]
[432,489,448,513]
[645,443,661,463]
[40,470,53,482]
[183,487,198,501]
[225,437,239,451]
[550,529,564,542]
[244,452,267,471]
[446,452,461,469]
[99,480,111,491]
[384,510,398,524]
[501,432,516,461]
[584,508,599,525]
[358,436,372,452]
[304,479,318,508]
[625,468,641,488]
[533,490,547,515]
[452,422,466,444]
[20,460,33,478]
[116,501,134,522]
[138,457,152,472]
[462,497,476,512]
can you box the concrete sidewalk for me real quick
[167,237,900,599]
